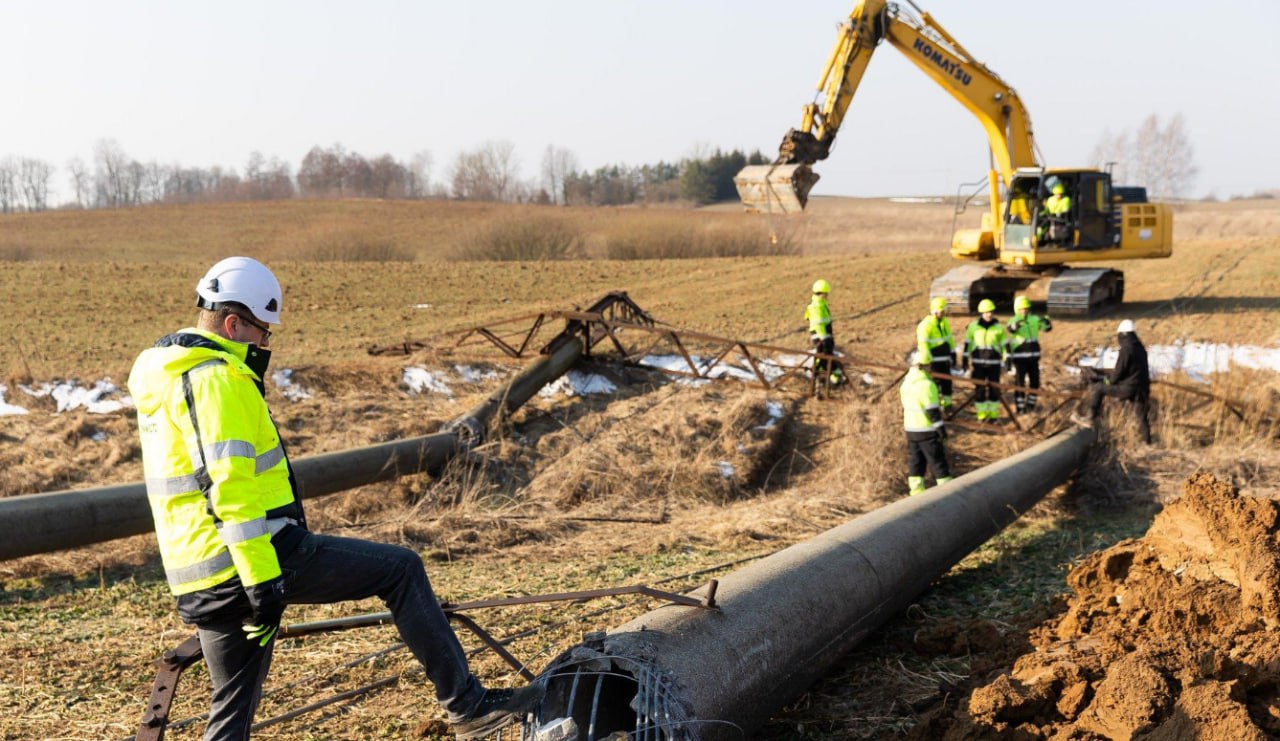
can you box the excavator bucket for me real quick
[734,164,819,213]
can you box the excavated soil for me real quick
[921,472,1280,739]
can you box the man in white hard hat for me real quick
[127,257,542,740]
[1072,319,1152,443]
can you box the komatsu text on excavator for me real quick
[734,0,1172,315]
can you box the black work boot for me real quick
[453,684,546,740]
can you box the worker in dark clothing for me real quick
[1072,319,1152,443]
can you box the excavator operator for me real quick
[1039,177,1073,244]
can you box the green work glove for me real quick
[242,622,278,647]
[244,576,286,647]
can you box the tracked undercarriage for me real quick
[931,263,1124,316]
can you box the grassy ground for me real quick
[1,196,1278,739]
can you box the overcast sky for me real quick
[5,0,1278,201]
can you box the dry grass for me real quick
[602,215,797,259]
[2,195,1279,739]
[448,211,583,261]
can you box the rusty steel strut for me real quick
[133,581,717,740]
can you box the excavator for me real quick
[734,0,1172,315]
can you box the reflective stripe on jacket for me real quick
[1007,313,1052,359]
[901,367,944,433]
[964,318,1008,365]
[804,298,832,339]
[916,314,953,364]
[127,328,302,596]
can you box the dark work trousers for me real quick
[929,356,953,402]
[813,336,843,381]
[1012,357,1040,411]
[197,533,484,741]
[907,431,951,479]
[1087,383,1152,444]
[971,362,1002,405]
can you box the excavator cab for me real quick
[1002,170,1119,255]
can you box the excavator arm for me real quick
[735,0,1040,213]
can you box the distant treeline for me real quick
[0,139,769,213]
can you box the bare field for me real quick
[2,197,1279,739]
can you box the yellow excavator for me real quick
[734,0,1172,315]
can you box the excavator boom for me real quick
[735,0,1038,213]
[735,1,1173,316]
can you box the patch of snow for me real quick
[717,461,736,478]
[411,303,432,309]
[455,364,502,383]
[1077,342,1280,384]
[20,379,132,414]
[271,369,313,401]
[0,385,28,416]
[754,400,787,431]
[640,353,773,385]
[539,370,617,397]
[888,197,944,204]
[91,430,108,442]
[402,367,452,397]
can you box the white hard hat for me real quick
[908,350,924,367]
[1117,319,1135,334]
[196,257,283,324]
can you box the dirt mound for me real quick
[926,472,1280,739]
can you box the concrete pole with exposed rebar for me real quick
[535,427,1095,740]
[0,337,584,561]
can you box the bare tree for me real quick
[297,144,347,197]
[18,157,54,211]
[1152,114,1197,199]
[0,157,17,213]
[540,145,579,205]
[408,150,433,198]
[1089,128,1130,183]
[66,156,89,208]
[1091,114,1197,199]
[92,138,133,207]
[450,140,519,201]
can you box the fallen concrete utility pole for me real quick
[0,335,585,562]
[532,427,1095,741]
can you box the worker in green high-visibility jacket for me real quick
[1006,295,1053,413]
[900,350,954,495]
[959,299,1010,423]
[916,296,955,409]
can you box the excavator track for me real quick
[930,264,1124,316]
[1044,268,1124,316]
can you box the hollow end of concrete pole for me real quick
[527,643,708,741]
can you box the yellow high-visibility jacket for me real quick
[1044,193,1072,216]
[901,367,944,434]
[1006,313,1053,359]
[804,297,832,340]
[916,314,953,364]
[963,319,1009,366]
[127,328,303,598]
